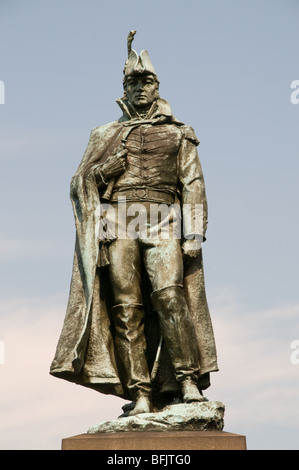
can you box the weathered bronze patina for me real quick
[50,31,218,416]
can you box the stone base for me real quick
[62,431,247,450]
[88,401,225,433]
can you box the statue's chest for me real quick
[126,124,182,159]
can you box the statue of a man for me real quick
[50,32,218,416]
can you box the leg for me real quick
[108,238,152,413]
[108,237,142,306]
[143,238,205,402]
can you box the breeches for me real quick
[108,237,199,399]
[108,237,184,304]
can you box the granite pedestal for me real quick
[62,430,247,450]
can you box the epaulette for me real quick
[181,126,200,146]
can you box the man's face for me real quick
[125,74,159,109]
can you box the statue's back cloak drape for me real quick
[50,106,219,400]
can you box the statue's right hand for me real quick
[98,149,127,181]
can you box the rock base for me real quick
[88,401,225,434]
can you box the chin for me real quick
[135,100,148,106]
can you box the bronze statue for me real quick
[50,31,218,416]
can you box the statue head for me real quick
[122,31,160,111]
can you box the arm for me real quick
[85,147,127,189]
[178,126,208,258]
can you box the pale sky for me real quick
[0,0,299,450]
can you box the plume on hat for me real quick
[123,30,157,77]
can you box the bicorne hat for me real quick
[123,30,157,77]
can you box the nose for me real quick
[135,80,145,91]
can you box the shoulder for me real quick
[90,120,120,139]
[180,125,200,146]
[169,117,200,146]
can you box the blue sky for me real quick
[0,0,299,450]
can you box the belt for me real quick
[110,187,175,205]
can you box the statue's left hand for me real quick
[182,239,202,261]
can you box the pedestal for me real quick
[62,430,247,450]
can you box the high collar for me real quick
[116,97,184,126]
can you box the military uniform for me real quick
[90,97,209,402]
[50,33,218,409]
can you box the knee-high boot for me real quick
[150,286,200,385]
[111,303,152,401]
